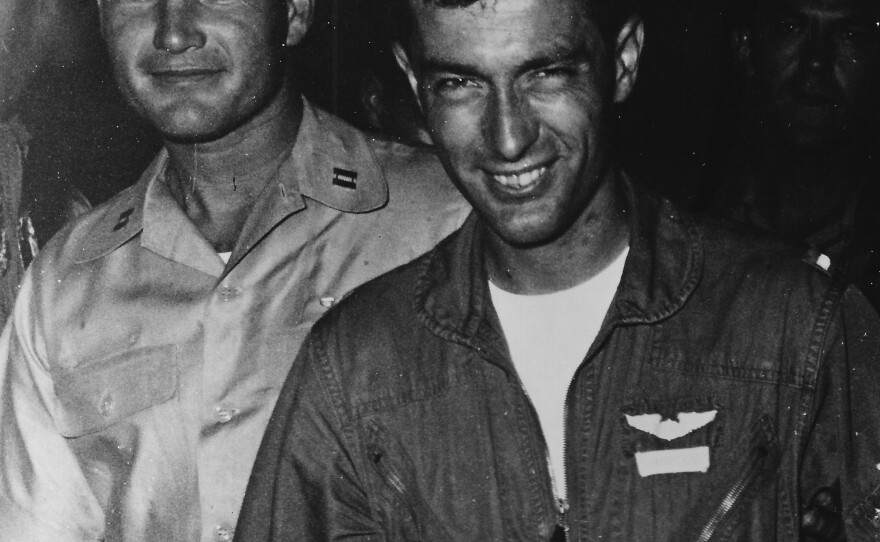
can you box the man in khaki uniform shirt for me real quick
[0,0,468,540]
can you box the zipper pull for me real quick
[552,498,570,541]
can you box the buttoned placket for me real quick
[197,269,250,541]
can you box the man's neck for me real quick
[164,87,303,252]
[752,137,873,236]
[485,172,630,295]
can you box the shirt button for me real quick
[217,286,242,302]
[319,296,336,308]
[215,525,233,542]
[215,405,239,424]
[98,393,115,418]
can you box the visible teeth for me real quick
[492,167,546,188]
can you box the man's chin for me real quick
[149,111,234,144]
[487,217,569,249]
[780,124,848,154]
[159,125,230,145]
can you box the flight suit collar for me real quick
[415,174,705,349]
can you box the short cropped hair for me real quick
[393,0,640,50]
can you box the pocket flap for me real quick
[52,345,179,437]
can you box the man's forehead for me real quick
[408,0,594,62]
[764,0,878,17]
[408,0,590,41]
[408,0,588,24]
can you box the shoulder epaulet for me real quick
[802,247,834,276]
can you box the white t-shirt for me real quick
[218,252,232,264]
[488,247,628,499]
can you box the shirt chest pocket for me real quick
[51,345,179,438]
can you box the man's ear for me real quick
[286,0,314,47]
[614,16,645,103]
[732,26,755,77]
[392,41,422,109]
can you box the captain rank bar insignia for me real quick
[332,167,358,190]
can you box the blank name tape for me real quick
[634,446,710,477]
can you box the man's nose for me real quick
[801,25,833,73]
[484,90,539,162]
[154,0,206,53]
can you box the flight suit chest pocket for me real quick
[51,345,179,438]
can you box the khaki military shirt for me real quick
[0,101,468,541]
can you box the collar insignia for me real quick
[113,208,135,232]
[332,167,358,190]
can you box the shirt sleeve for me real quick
[236,327,383,542]
[0,270,104,541]
[801,285,880,540]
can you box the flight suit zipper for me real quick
[696,442,770,541]
[553,320,619,541]
[369,448,425,540]
[510,377,570,540]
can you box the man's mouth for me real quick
[141,56,226,82]
[490,165,548,190]
[791,90,834,108]
[149,67,223,80]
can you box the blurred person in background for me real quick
[0,0,90,325]
[711,0,880,310]
[359,48,432,145]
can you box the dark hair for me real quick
[393,0,640,50]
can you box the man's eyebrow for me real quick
[420,58,483,77]
[419,44,588,77]
[517,46,589,75]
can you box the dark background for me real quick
[19,0,741,214]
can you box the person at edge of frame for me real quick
[359,47,433,146]
[0,0,469,539]
[235,0,880,540]
[0,0,91,327]
[708,0,880,314]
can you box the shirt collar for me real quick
[280,99,388,213]
[415,174,704,348]
[72,153,158,265]
[74,99,389,267]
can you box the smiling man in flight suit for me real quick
[0,0,467,540]
[235,0,880,540]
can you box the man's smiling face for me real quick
[399,0,631,247]
[101,0,290,143]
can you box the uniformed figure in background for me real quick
[0,0,90,326]
[710,0,880,311]
[0,0,468,539]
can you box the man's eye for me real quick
[436,77,475,90]
[836,26,870,45]
[776,19,804,35]
[536,67,571,78]
[528,66,580,91]
[533,67,578,81]
[432,77,480,96]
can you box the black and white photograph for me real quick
[1,0,879,540]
